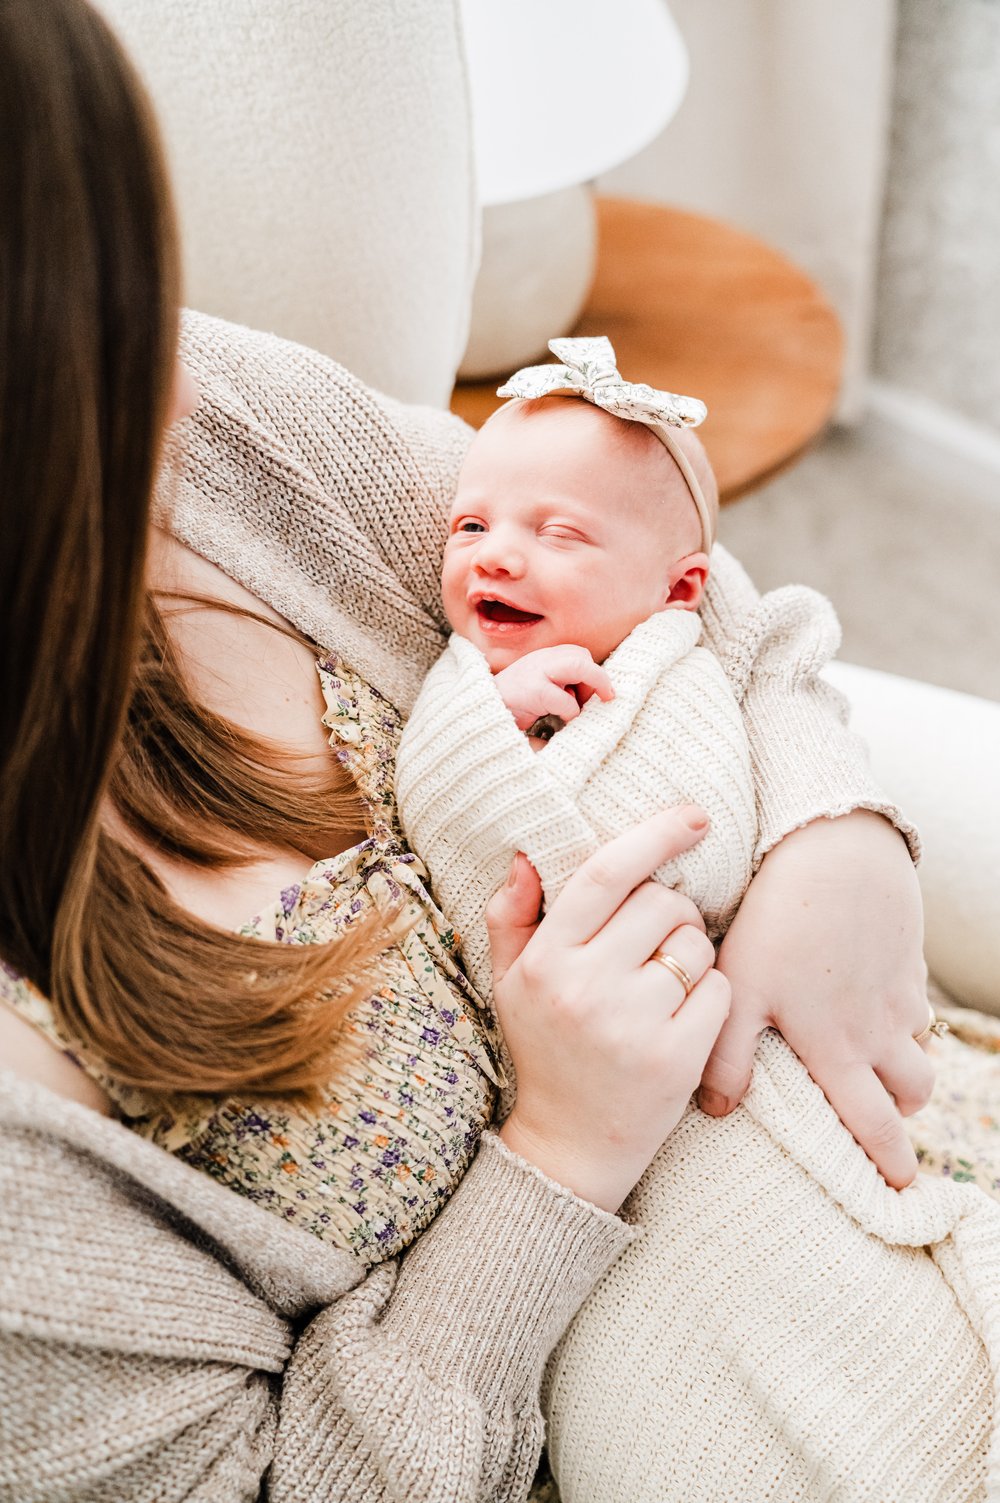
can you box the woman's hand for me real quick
[698,810,934,1189]
[486,809,731,1212]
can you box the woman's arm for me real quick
[698,544,932,1187]
[161,310,471,716]
[2,811,725,1503]
[700,544,918,863]
[271,1134,633,1503]
[0,1079,628,1503]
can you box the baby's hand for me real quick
[494,646,615,732]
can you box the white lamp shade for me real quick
[460,0,689,206]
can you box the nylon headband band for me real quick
[645,421,715,555]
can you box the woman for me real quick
[1,3,989,1500]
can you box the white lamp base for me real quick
[458,184,597,381]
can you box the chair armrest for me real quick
[824,661,1000,1015]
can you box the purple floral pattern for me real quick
[904,993,1000,1202]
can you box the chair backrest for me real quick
[95,0,478,406]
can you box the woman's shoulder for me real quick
[147,527,328,726]
[157,311,460,716]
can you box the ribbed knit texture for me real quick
[545,1031,1000,1503]
[0,1074,633,1503]
[699,571,918,867]
[0,311,931,1499]
[395,612,758,1016]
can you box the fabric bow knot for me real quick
[497,336,707,430]
[496,336,715,552]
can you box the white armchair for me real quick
[97,0,477,409]
[98,0,999,1016]
[824,662,1000,1014]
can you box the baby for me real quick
[394,343,1000,1503]
[443,338,719,748]
[396,336,763,1027]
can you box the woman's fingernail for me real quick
[507,854,522,886]
[699,1088,726,1115]
[683,806,709,831]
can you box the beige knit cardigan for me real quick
[0,312,929,1502]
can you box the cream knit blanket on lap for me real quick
[395,608,1000,1503]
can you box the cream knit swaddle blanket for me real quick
[397,610,757,1012]
[395,609,1000,1503]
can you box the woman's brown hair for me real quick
[0,0,384,1098]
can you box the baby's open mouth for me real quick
[476,599,543,626]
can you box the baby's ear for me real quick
[663,552,709,612]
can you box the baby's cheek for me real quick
[440,551,467,631]
[551,592,604,655]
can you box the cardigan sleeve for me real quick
[164,309,472,714]
[270,1134,635,1502]
[701,544,919,866]
[0,1078,633,1503]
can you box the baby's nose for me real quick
[474,531,525,577]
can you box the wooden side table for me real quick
[450,196,844,504]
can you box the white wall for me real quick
[874,0,1000,443]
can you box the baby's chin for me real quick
[480,639,536,674]
[456,627,545,676]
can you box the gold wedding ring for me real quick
[651,949,695,997]
[913,1004,951,1046]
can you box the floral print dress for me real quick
[903,987,1000,1202]
[0,657,500,1264]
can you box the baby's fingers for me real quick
[573,662,615,706]
[538,684,586,723]
[537,646,614,706]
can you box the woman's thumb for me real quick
[485,853,543,984]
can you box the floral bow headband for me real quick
[497,336,714,553]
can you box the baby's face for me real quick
[442,398,707,672]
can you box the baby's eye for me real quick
[541,525,586,543]
[454,518,487,535]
